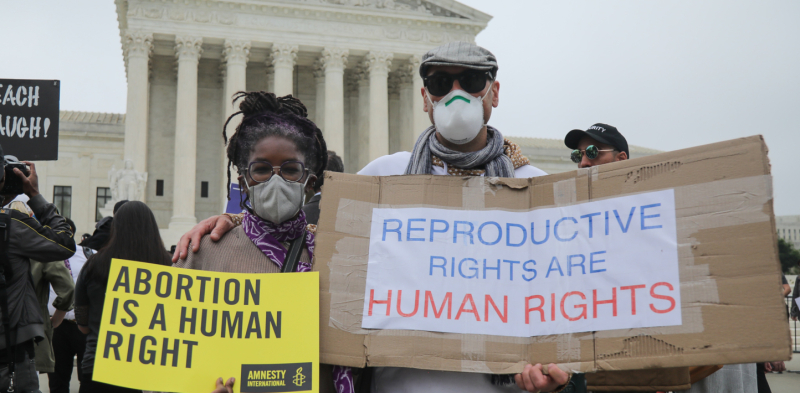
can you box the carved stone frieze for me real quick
[124,0,483,45]
[174,36,203,61]
[271,44,298,68]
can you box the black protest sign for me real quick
[0,79,60,160]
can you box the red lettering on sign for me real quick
[397,290,420,317]
[649,282,676,314]
[620,284,646,315]
[424,291,453,319]
[484,295,508,323]
[525,295,545,323]
[560,291,587,321]
[455,294,480,321]
[593,287,617,318]
[368,289,392,316]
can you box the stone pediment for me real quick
[280,0,492,21]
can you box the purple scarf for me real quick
[241,210,314,272]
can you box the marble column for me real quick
[313,60,325,127]
[169,36,203,232]
[346,73,360,172]
[388,73,401,154]
[364,51,393,163]
[122,31,153,176]
[321,48,349,156]
[409,55,430,143]
[265,65,275,93]
[220,39,250,212]
[398,66,415,152]
[355,66,370,170]
[271,44,297,96]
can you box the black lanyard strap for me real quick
[281,229,306,273]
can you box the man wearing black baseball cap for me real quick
[564,123,629,168]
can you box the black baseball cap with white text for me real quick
[564,123,629,157]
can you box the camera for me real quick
[2,155,30,196]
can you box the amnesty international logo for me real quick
[292,367,306,387]
[241,363,312,392]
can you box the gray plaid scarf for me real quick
[404,125,515,177]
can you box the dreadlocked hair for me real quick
[222,91,328,202]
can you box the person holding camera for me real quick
[0,145,76,393]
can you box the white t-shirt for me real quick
[358,152,548,393]
[358,151,548,178]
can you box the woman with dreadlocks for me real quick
[173,92,352,393]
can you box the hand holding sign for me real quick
[515,364,569,393]
[212,377,236,393]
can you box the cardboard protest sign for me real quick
[94,259,319,393]
[0,79,59,160]
[314,135,791,374]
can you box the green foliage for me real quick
[778,238,800,274]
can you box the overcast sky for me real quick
[2,1,799,215]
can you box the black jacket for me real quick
[303,193,322,226]
[0,194,76,349]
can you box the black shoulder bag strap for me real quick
[281,229,306,273]
[0,210,16,392]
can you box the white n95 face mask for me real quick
[428,88,488,145]
[246,175,307,225]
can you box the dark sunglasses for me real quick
[423,71,492,97]
[570,145,617,163]
[244,161,307,184]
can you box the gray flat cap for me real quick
[419,41,498,78]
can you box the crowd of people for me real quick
[0,41,795,393]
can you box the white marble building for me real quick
[776,215,800,250]
[114,0,494,243]
[35,1,666,245]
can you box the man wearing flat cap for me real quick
[358,41,547,179]
[173,42,565,393]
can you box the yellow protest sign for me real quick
[94,259,319,393]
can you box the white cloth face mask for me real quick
[428,88,488,145]
[245,175,307,225]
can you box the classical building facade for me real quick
[113,0,493,243]
[35,1,667,244]
[776,215,800,250]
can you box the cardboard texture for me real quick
[314,135,791,374]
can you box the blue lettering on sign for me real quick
[382,219,402,241]
[430,219,449,242]
[483,258,501,279]
[567,254,586,276]
[477,222,502,245]
[506,223,527,247]
[590,251,607,273]
[407,218,426,241]
[522,260,537,281]
[430,256,447,276]
[554,217,578,242]
[614,207,636,233]
[453,221,475,245]
[640,204,663,230]
[580,212,601,238]
[546,256,564,278]
[458,258,479,279]
[502,260,520,280]
[531,220,550,245]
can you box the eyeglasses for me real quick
[246,161,307,183]
[570,145,617,163]
[423,71,492,97]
